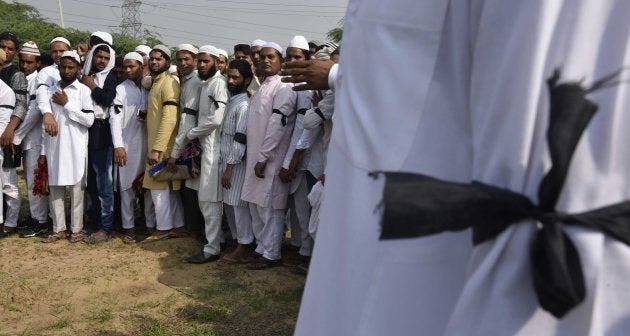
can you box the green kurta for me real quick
[143,71,182,190]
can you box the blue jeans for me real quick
[86,146,114,233]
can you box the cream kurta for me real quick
[240,74,296,210]
[172,70,202,190]
[143,71,181,190]
[298,1,630,336]
[187,70,228,202]
[41,80,95,186]
[111,79,149,190]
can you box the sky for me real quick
[27,0,347,52]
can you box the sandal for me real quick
[42,231,67,243]
[168,227,190,239]
[143,230,170,242]
[122,229,136,244]
[70,231,88,243]
[85,230,111,244]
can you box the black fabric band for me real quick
[0,105,14,109]
[29,94,36,100]
[14,89,27,95]
[298,108,308,115]
[373,69,624,319]
[272,109,288,126]
[163,101,177,107]
[234,132,247,145]
[208,95,226,109]
[37,83,48,88]
[314,107,325,121]
[81,109,94,114]
[114,105,123,114]
[183,107,198,116]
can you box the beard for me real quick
[199,65,216,80]
[228,81,246,96]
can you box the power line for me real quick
[121,0,142,39]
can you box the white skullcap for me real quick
[123,52,144,64]
[250,39,266,47]
[19,41,40,56]
[169,64,178,74]
[91,31,113,46]
[50,37,71,48]
[198,45,219,58]
[262,42,282,55]
[151,44,171,59]
[288,35,309,51]
[135,45,151,56]
[217,49,228,58]
[177,43,198,55]
[60,50,81,64]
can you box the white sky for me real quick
[27,0,347,52]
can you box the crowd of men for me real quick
[0,30,339,272]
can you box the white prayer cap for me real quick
[288,35,309,51]
[169,64,178,74]
[217,49,228,59]
[262,42,282,55]
[19,41,40,56]
[123,51,144,64]
[198,45,219,58]
[177,43,198,55]
[151,44,171,59]
[50,36,71,48]
[59,50,81,64]
[250,39,266,47]
[135,45,151,56]
[91,31,113,46]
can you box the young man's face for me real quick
[285,47,306,62]
[250,46,262,67]
[123,59,143,82]
[216,55,228,73]
[58,58,80,83]
[149,50,169,75]
[197,53,216,78]
[234,51,251,64]
[50,42,70,64]
[0,39,17,63]
[227,68,249,95]
[176,50,196,77]
[19,53,39,76]
[92,49,111,73]
[259,47,282,77]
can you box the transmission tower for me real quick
[121,0,142,39]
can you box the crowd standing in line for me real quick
[0,30,339,274]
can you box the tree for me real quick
[326,17,343,43]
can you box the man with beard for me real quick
[40,51,94,243]
[111,52,155,243]
[143,44,184,240]
[240,42,297,270]
[81,41,117,244]
[13,42,49,238]
[168,43,203,238]
[219,59,254,263]
[185,45,228,264]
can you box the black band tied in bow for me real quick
[272,109,288,126]
[372,68,629,318]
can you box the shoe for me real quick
[122,228,136,244]
[19,224,49,238]
[168,227,190,238]
[85,230,111,244]
[143,230,170,241]
[247,257,283,270]
[0,226,17,238]
[42,231,67,243]
[70,231,88,243]
[186,252,221,264]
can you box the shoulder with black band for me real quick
[234,132,247,144]
[272,109,288,126]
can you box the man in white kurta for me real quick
[14,41,49,237]
[0,65,15,237]
[40,51,94,242]
[185,45,228,264]
[290,1,630,335]
[241,42,297,269]
[219,59,254,263]
[111,52,155,243]
[168,44,203,236]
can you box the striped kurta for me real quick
[220,92,249,207]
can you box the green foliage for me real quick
[0,0,161,55]
[326,17,343,43]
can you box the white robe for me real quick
[188,71,228,203]
[111,79,149,191]
[297,1,630,335]
[41,80,94,186]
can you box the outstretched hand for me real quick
[280,59,334,91]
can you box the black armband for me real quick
[272,109,288,126]
[234,132,247,145]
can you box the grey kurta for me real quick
[219,92,249,207]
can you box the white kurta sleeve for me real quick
[13,104,39,146]
[227,102,248,165]
[64,88,95,127]
[296,126,322,150]
[36,68,54,115]
[187,81,228,139]
[110,85,125,148]
[258,85,297,162]
[328,64,338,92]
